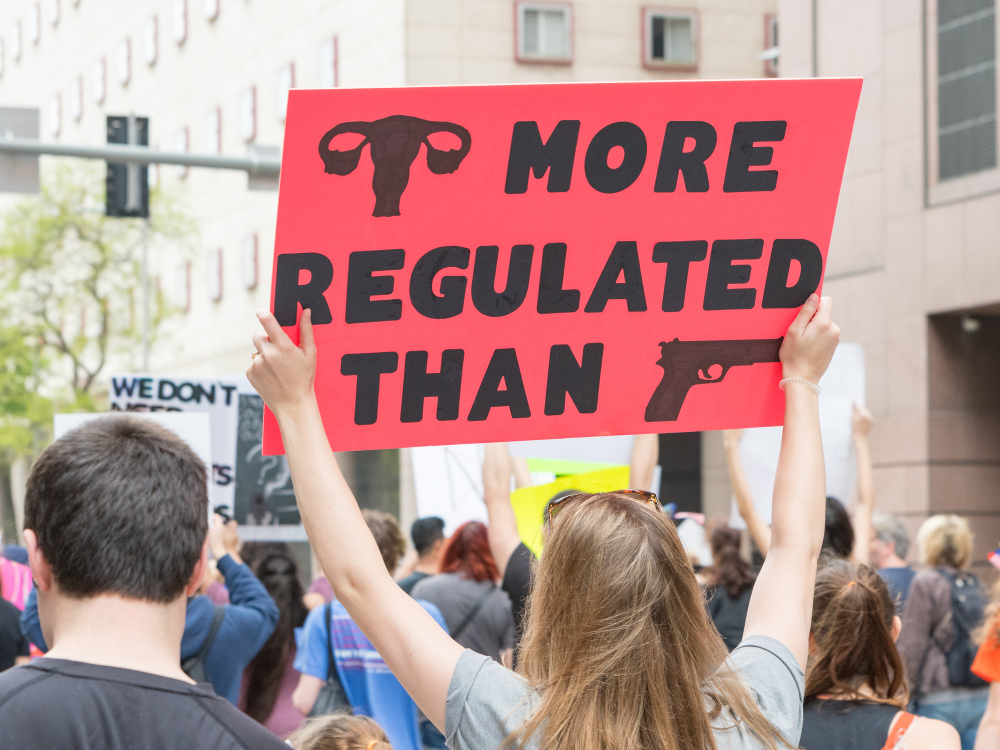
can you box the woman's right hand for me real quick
[778,294,840,386]
[247,308,317,416]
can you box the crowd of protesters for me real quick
[0,295,999,750]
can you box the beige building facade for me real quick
[0,0,779,533]
[778,0,1000,580]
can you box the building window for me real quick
[319,37,338,88]
[69,76,82,121]
[763,13,778,77]
[276,62,295,122]
[207,248,223,302]
[937,0,996,180]
[174,261,191,312]
[239,87,256,142]
[28,4,40,45]
[10,22,22,62]
[204,0,219,22]
[517,2,572,63]
[48,94,60,136]
[644,8,697,69]
[241,234,258,290]
[205,108,221,154]
[174,127,189,178]
[117,38,131,85]
[173,0,187,45]
[92,58,105,103]
[143,16,158,66]
[47,0,60,27]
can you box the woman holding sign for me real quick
[248,293,839,750]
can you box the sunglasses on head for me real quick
[546,489,660,524]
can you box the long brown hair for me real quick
[705,525,756,599]
[287,714,392,750]
[512,493,789,750]
[243,550,308,723]
[805,560,907,706]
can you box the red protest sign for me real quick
[264,79,861,454]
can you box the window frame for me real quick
[515,1,574,65]
[925,0,1000,206]
[763,13,778,78]
[642,6,699,72]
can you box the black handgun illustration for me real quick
[318,115,472,217]
[644,337,784,422]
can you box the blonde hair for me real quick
[917,514,973,569]
[287,714,392,750]
[511,493,790,750]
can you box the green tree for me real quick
[0,160,195,413]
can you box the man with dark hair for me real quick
[0,416,287,749]
[397,517,446,596]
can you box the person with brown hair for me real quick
[239,547,308,738]
[703,525,757,652]
[288,714,392,750]
[897,515,989,747]
[411,521,514,666]
[800,559,959,749]
[248,293,838,750]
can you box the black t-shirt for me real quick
[0,598,29,671]
[0,659,288,749]
[397,570,431,596]
[502,542,534,658]
[705,585,753,652]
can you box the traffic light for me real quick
[106,115,149,218]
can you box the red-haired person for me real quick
[801,560,959,750]
[411,522,514,667]
[972,571,1000,749]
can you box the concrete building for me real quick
[778,0,1000,581]
[0,0,779,536]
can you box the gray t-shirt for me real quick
[411,573,515,664]
[445,635,804,750]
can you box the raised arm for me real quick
[741,294,839,670]
[850,404,875,565]
[630,434,659,492]
[722,429,772,555]
[483,443,521,578]
[247,309,463,730]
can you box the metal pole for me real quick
[0,137,281,177]
[142,219,149,371]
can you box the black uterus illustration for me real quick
[318,115,472,217]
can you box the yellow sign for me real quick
[511,465,630,556]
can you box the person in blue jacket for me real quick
[21,514,279,705]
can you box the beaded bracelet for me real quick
[779,377,822,395]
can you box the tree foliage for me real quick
[0,160,195,451]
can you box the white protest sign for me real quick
[411,444,488,536]
[108,375,305,539]
[54,412,213,495]
[109,374,241,514]
[729,343,865,527]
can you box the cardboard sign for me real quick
[728,342,866,527]
[266,79,862,454]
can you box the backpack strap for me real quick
[198,606,226,663]
[882,711,917,750]
[450,584,496,641]
[325,603,336,682]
